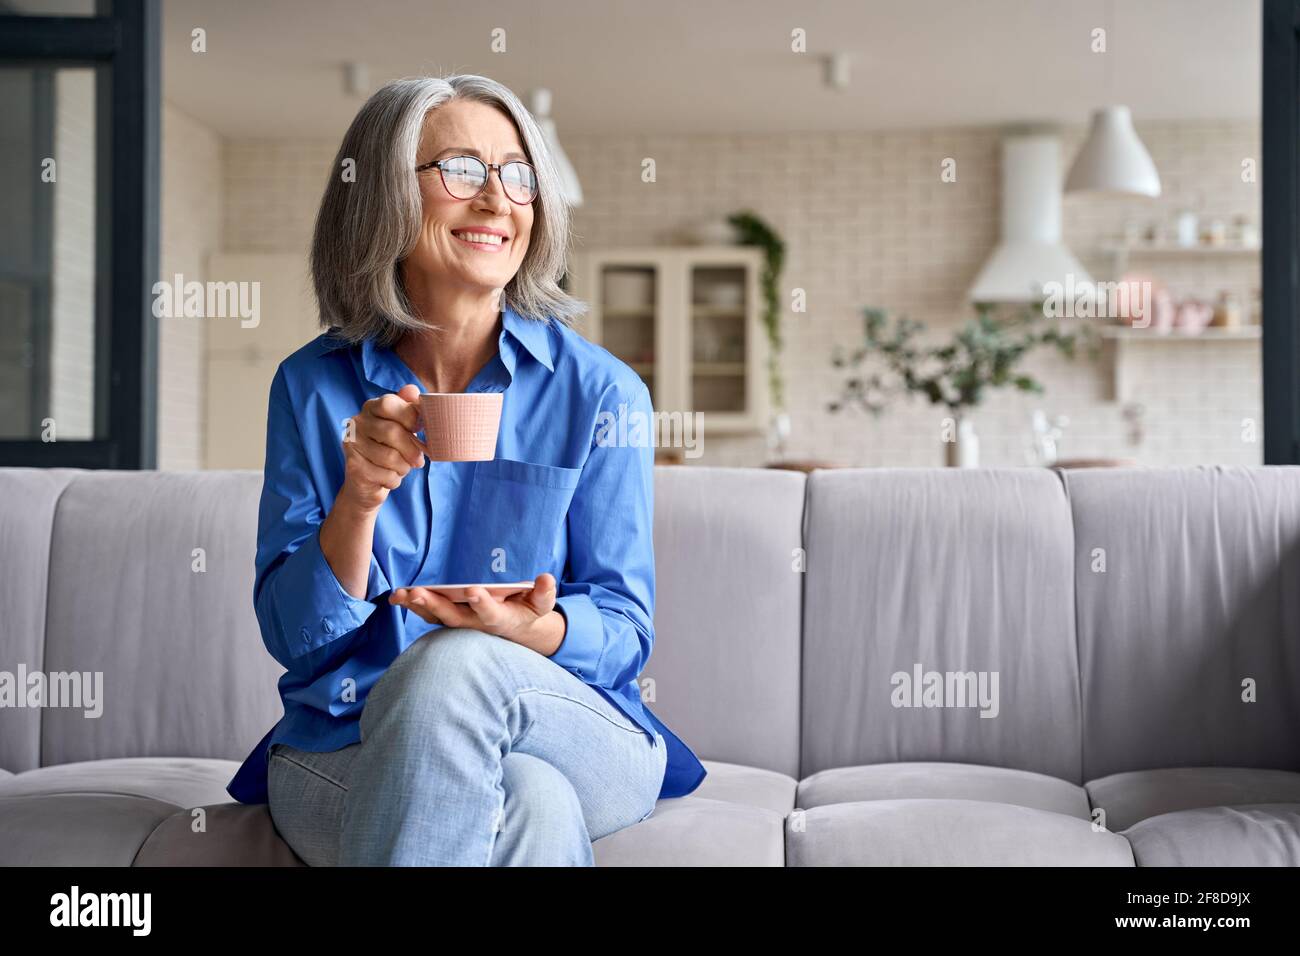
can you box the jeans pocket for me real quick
[267,746,353,866]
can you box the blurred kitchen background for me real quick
[5,0,1263,470]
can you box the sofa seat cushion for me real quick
[134,803,307,866]
[590,759,797,866]
[0,757,241,809]
[594,796,786,866]
[1085,767,1300,831]
[683,760,797,815]
[798,762,1090,818]
[1123,804,1300,865]
[0,793,181,865]
[786,798,1134,866]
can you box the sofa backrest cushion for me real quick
[801,468,1083,782]
[1064,465,1300,780]
[646,466,806,778]
[41,470,281,766]
[0,468,79,773]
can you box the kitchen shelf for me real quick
[1100,325,1261,340]
[1102,324,1261,402]
[1102,243,1261,257]
[1102,242,1261,278]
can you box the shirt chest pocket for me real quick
[451,457,582,583]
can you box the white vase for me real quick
[944,416,980,468]
[767,411,791,456]
[689,217,737,245]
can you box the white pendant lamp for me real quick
[1065,106,1161,198]
[529,88,583,207]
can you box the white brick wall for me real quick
[213,118,1261,467]
[158,102,223,470]
[223,141,336,254]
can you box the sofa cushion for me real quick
[41,470,281,768]
[0,467,79,774]
[1063,466,1300,781]
[1085,766,1300,831]
[687,759,797,815]
[0,792,180,865]
[1123,804,1300,865]
[799,762,1091,819]
[647,466,806,779]
[0,756,240,809]
[786,798,1134,866]
[801,468,1082,783]
[134,804,307,866]
[593,797,786,866]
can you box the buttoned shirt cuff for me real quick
[276,526,387,659]
[551,593,605,679]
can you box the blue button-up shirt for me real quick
[226,304,707,805]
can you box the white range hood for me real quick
[967,132,1092,304]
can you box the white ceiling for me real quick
[161,0,1261,140]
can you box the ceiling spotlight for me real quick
[343,62,369,97]
[824,52,851,90]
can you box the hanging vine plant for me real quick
[727,210,786,412]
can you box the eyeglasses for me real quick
[414,154,539,205]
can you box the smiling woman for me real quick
[307,77,581,354]
[224,74,707,866]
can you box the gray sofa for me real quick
[2,463,1299,866]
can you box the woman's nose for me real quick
[476,168,511,209]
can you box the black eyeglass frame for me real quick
[414,155,539,205]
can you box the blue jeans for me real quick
[267,626,667,865]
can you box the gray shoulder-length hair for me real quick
[310,73,587,347]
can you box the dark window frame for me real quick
[1264,0,1300,463]
[0,0,160,468]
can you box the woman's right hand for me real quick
[338,383,426,513]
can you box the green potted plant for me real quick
[727,211,787,448]
[827,303,1100,466]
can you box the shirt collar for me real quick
[354,303,554,394]
[501,302,555,373]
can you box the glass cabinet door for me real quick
[688,264,748,414]
[598,264,658,404]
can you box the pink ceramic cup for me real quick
[416,392,503,461]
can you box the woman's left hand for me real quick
[389,573,562,654]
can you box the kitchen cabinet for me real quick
[567,246,769,435]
